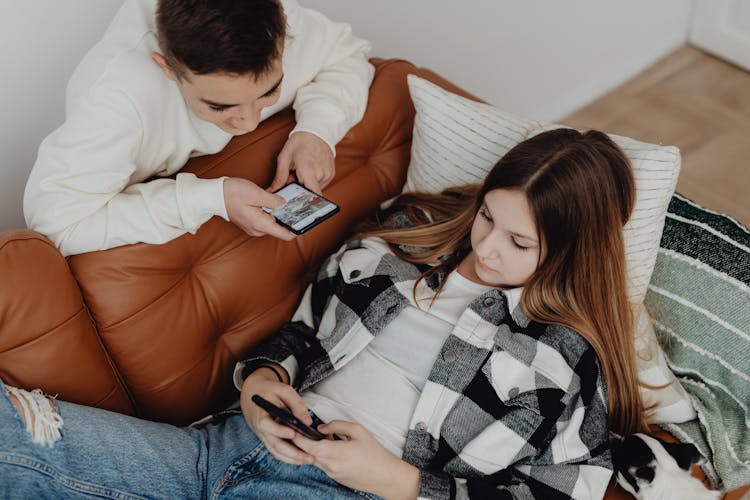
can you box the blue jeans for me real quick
[0,380,380,499]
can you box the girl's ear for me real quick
[151,51,177,81]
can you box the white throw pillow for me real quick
[405,75,695,424]
[405,74,682,304]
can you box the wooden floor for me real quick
[563,45,750,228]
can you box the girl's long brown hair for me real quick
[358,128,647,435]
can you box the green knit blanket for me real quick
[644,194,750,491]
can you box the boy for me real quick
[24,0,374,256]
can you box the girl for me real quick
[1,128,645,499]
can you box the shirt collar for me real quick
[503,286,523,314]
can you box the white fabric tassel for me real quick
[7,387,64,447]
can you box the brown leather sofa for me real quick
[1,58,744,499]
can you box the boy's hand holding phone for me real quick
[223,178,296,241]
[263,182,339,235]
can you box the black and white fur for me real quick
[612,433,719,499]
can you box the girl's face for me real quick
[461,188,542,288]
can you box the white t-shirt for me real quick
[302,271,517,457]
[24,0,374,256]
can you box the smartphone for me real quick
[264,182,339,234]
[251,394,328,440]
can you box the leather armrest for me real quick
[0,230,133,414]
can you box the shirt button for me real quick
[508,387,520,398]
[442,350,457,362]
[349,270,361,279]
[483,297,496,307]
[415,422,427,432]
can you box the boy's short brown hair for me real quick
[156,0,286,80]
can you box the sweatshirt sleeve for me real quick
[284,0,375,154]
[23,89,227,256]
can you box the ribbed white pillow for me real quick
[405,74,682,304]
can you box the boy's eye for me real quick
[479,208,492,221]
[263,85,281,98]
[209,105,230,112]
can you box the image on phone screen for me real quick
[264,182,339,234]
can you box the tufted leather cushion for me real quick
[63,59,418,425]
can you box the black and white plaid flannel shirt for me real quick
[238,220,612,499]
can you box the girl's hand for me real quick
[239,367,316,465]
[292,420,420,499]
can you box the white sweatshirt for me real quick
[24,0,374,256]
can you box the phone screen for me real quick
[264,182,339,234]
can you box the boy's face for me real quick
[152,52,283,135]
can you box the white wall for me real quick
[0,0,124,231]
[0,0,692,231]
[303,0,692,120]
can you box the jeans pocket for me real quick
[352,489,383,500]
[211,442,274,496]
[189,408,243,429]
